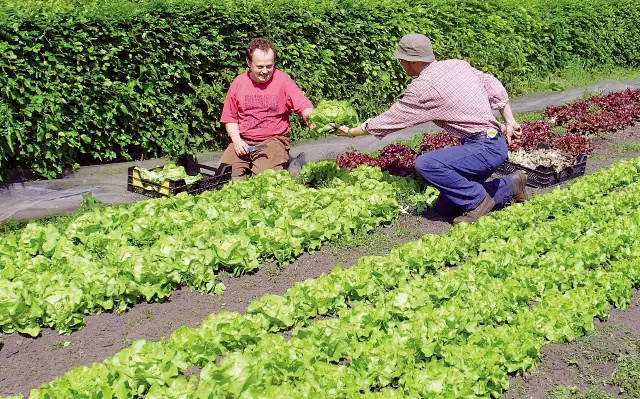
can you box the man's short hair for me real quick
[246,38,277,62]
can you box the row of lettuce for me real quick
[6,157,640,398]
[2,0,640,180]
[0,165,437,336]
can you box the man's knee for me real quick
[414,153,441,177]
[220,144,251,178]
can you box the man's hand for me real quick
[302,107,315,129]
[504,121,522,146]
[329,123,369,137]
[498,103,522,146]
[225,123,250,155]
[330,123,351,136]
[232,139,250,156]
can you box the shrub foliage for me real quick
[1,0,638,179]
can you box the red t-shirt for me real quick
[220,69,313,141]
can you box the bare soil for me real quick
[1,126,640,397]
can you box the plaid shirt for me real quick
[363,59,509,139]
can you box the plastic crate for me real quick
[127,161,231,198]
[495,153,587,188]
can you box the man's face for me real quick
[399,59,419,77]
[247,49,275,84]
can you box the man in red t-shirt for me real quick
[220,38,314,178]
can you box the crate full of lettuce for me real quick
[127,158,231,198]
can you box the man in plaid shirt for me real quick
[334,33,528,223]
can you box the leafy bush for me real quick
[1,0,639,179]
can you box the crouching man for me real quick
[334,33,529,223]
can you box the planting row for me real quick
[14,158,640,398]
[546,88,640,134]
[192,181,640,397]
[0,166,437,336]
[337,124,593,177]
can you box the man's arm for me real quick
[498,102,522,146]
[336,84,441,137]
[333,125,368,137]
[284,76,314,127]
[476,70,522,144]
[220,79,250,156]
[477,70,509,110]
[301,107,314,127]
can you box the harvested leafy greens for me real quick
[508,149,573,172]
[135,161,203,190]
[309,100,360,135]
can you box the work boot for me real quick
[510,170,529,203]
[453,194,495,224]
[287,152,307,177]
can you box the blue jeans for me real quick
[414,134,513,217]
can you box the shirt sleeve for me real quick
[220,79,239,124]
[364,84,443,137]
[284,76,313,117]
[477,70,509,110]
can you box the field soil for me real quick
[2,126,640,397]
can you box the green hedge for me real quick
[1,0,639,179]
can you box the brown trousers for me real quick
[219,136,290,178]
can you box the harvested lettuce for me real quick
[309,100,360,134]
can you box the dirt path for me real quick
[1,127,640,397]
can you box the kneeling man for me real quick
[220,38,314,178]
